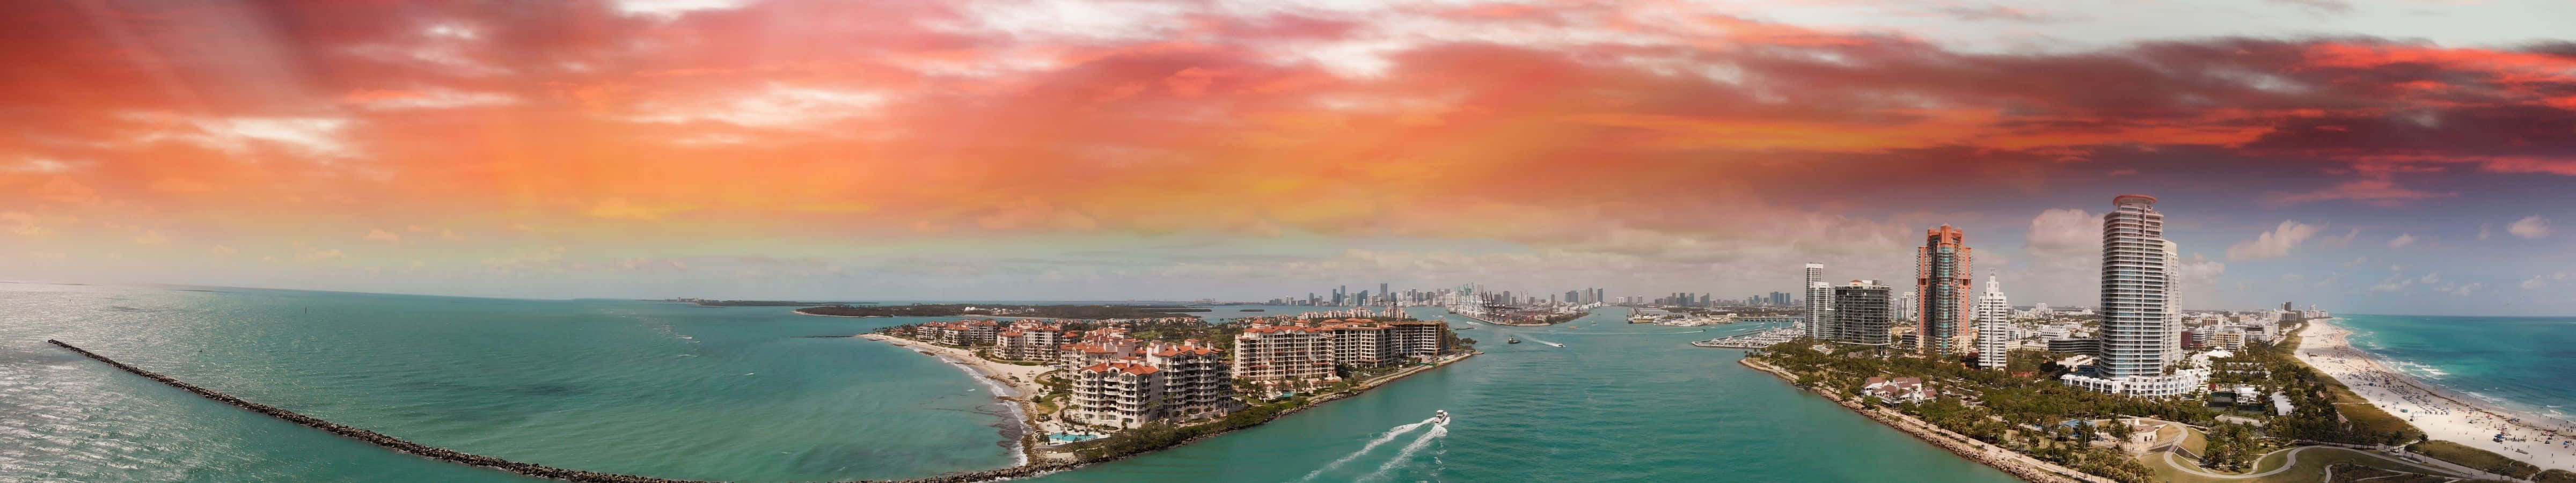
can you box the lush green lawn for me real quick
[2140,447,2471,483]
[2175,425,2208,457]
[2406,440,2541,479]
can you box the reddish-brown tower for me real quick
[1916,225,1973,356]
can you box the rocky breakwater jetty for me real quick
[49,339,1133,483]
[48,340,711,482]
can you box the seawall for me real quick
[1738,357,2106,483]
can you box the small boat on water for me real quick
[1434,409,1450,424]
[1506,337,1523,343]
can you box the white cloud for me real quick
[348,87,518,111]
[125,113,358,159]
[2023,208,2095,261]
[2368,273,2412,292]
[296,248,347,264]
[2440,282,2485,296]
[2226,220,2322,261]
[611,0,750,17]
[2386,233,2415,248]
[6,157,78,173]
[628,84,887,130]
[2523,272,2572,289]
[365,229,403,244]
[2509,215,2550,239]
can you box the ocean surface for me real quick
[0,284,2014,482]
[2334,314,2576,425]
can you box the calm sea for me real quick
[2334,314,2576,424]
[0,284,2013,482]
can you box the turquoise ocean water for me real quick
[1,283,2014,482]
[2333,314,2576,425]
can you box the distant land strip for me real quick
[45,339,1085,483]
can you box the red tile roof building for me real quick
[1233,318,1450,388]
[994,320,1065,362]
[1066,339,1236,429]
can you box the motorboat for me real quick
[1506,337,1522,343]
[1434,409,1450,424]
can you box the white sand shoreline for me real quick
[2295,318,2576,472]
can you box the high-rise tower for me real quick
[1974,275,2011,370]
[1805,262,1833,339]
[2161,239,2183,365]
[2098,195,2169,378]
[1833,280,1893,347]
[1916,225,1973,356]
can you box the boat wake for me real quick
[1356,421,1449,482]
[1297,416,1439,481]
[1519,336,1566,348]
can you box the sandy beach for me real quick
[862,334,1051,398]
[859,333,1090,462]
[2295,318,2576,472]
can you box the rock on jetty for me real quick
[44,339,1097,483]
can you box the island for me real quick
[659,298,876,307]
[849,308,1478,480]
[796,304,1209,319]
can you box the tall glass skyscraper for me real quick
[2098,195,2169,378]
[1916,225,1973,356]
[1805,262,1832,339]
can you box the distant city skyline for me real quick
[5,2,2576,315]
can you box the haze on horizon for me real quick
[5,1,2576,316]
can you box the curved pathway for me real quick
[2158,445,2464,480]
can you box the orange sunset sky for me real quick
[5,1,2576,314]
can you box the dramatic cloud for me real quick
[0,1,2571,310]
[2227,221,2324,261]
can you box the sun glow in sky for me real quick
[6,1,2576,314]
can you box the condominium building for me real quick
[2096,194,2170,378]
[914,319,1001,347]
[1057,327,1141,370]
[1384,320,1448,359]
[1233,323,1337,383]
[1322,323,1389,368]
[1806,262,1833,339]
[2062,194,2206,397]
[994,321,1064,362]
[1235,318,1450,388]
[2162,239,2183,366]
[1897,291,1920,323]
[1067,340,1235,429]
[1974,275,2011,370]
[1832,280,1893,348]
[1917,225,1974,356]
